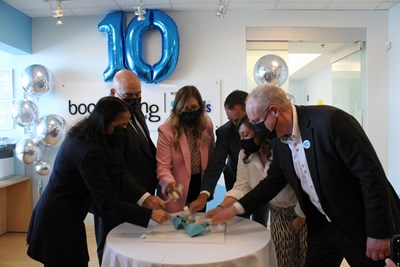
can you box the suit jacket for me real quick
[157,117,215,212]
[239,105,400,247]
[201,120,241,194]
[26,136,151,265]
[125,109,158,194]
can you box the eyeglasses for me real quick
[113,89,141,99]
[249,105,270,125]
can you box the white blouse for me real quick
[225,149,305,217]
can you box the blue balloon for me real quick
[98,11,126,82]
[126,9,179,83]
[125,13,153,83]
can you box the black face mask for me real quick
[180,109,202,127]
[253,111,278,139]
[124,97,141,112]
[106,127,127,145]
[240,138,260,156]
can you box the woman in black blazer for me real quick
[26,96,171,267]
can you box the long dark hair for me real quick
[236,114,272,164]
[68,96,130,141]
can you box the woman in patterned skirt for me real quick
[206,114,307,267]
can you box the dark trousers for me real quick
[305,219,385,267]
[93,215,122,265]
[187,173,206,212]
[251,203,269,227]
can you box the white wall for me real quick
[0,9,396,206]
[302,66,332,105]
[388,5,400,192]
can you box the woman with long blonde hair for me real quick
[157,85,215,213]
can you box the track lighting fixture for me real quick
[134,0,146,21]
[53,0,64,25]
[216,0,229,19]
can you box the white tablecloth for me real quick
[101,216,278,267]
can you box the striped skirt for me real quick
[269,204,308,267]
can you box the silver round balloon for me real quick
[11,99,39,128]
[253,54,289,86]
[35,114,65,147]
[15,138,41,165]
[21,64,54,97]
[34,159,52,176]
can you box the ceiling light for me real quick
[52,0,64,25]
[134,0,146,21]
[216,0,229,19]
[55,17,63,25]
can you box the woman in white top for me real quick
[206,114,307,267]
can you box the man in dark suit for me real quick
[190,90,247,213]
[110,70,158,195]
[209,84,400,266]
[94,70,162,264]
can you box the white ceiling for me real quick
[1,0,391,81]
[3,0,400,18]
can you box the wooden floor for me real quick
[0,225,99,267]
[0,225,350,267]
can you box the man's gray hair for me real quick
[248,84,292,111]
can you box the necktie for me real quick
[130,112,150,149]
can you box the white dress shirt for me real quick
[280,105,330,221]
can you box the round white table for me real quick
[101,216,278,267]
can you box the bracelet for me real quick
[217,204,225,209]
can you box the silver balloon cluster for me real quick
[21,64,53,97]
[253,54,289,86]
[12,64,65,176]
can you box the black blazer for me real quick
[27,136,152,265]
[125,110,158,194]
[239,105,400,246]
[201,121,241,194]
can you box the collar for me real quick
[280,104,300,144]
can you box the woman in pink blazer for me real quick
[157,85,215,213]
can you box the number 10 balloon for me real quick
[98,10,180,84]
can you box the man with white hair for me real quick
[209,83,400,267]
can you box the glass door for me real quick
[331,44,364,126]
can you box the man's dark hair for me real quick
[224,90,248,110]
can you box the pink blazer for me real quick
[157,116,215,213]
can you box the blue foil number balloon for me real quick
[99,10,179,83]
[125,12,153,83]
[98,11,126,82]
[125,10,179,83]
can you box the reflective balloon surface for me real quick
[98,11,126,81]
[34,159,52,176]
[126,9,180,83]
[35,114,65,147]
[11,99,39,128]
[21,64,53,97]
[15,138,41,164]
[253,54,288,86]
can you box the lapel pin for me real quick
[303,140,311,149]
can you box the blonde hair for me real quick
[167,85,209,147]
